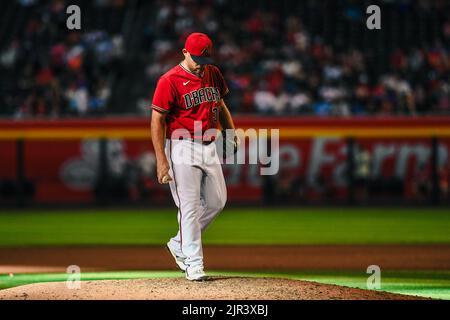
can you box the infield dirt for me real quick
[1,245,449,273]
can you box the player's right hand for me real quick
[157,160,172,184]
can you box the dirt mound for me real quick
[0,277,424,300]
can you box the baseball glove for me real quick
[216,130,240,160]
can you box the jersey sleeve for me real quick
[214,67,229,98]
[151,77,175,113]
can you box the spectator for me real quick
[1,0,449,117]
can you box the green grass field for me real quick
[0,207,449,246]
[0,207,449,299]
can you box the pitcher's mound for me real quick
[0,276,424,300]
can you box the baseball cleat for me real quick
[185,265,208,281]
[166,243,187,272]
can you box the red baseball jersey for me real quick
[151,63,229,139]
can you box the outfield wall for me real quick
[0,116,449,205]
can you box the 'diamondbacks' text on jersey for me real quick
[151,64,229,139]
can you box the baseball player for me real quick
[150,33,238,281]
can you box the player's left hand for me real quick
[218,130,239,159]
[233,135,240,154]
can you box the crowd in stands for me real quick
[0,0,125,118]
[143,0,449,116]
[0,0,448,117]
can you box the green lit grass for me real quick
[1,270,449,300]
[283,270,450,300]
[0,271,182,290]
[0,208,449,246]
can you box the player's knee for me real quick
[219,196,227,212]
[218,195,227,212]
[209,195,226,214]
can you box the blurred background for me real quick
[0,0,449,207]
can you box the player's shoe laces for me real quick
[166,242,187,272]
[185,265,207,281]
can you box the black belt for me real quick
[176,137,215,145]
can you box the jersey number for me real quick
[212,106,219,122]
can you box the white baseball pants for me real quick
[165,139,227,268]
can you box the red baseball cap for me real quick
[185,32,213,65]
